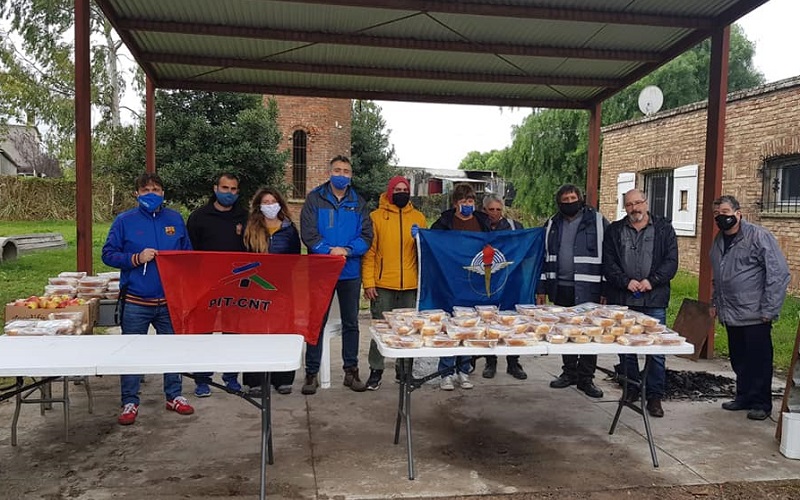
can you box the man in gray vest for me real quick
[537,184,608,398]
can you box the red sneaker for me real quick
[118,403,139,425]
[165,396,195,415]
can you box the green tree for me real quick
[501,24,765,217]
[350,100,397,207]
[458,149,504,171]
[0,0,135,158]
[96,91,288,209]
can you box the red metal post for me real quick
[75,0,93,274]
[586,102,602,208]
[698,26,730,358]
[146,76,156,173]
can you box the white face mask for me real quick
[260,203,281,220]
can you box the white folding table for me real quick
[375,335,693,478]
[0,334,304,500]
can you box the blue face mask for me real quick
[330,175,351,190]
[459,204,475,217]
[138,192,164,213]
[215,191,239,207]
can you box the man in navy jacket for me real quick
[300,155,373,394]
[102,172,194,425]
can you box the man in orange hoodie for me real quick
[362,176,427,390]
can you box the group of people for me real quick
[101,155,790,426]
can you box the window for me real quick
[761,156,800,213]
[616,165,697,236]
[291,130,307,199]
[644,170,673,220]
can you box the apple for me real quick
[25,301,39,309]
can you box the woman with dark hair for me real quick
[242,187,302,395]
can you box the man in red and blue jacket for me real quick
[102,172,194,426]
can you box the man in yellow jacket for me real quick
[362,176,428,390]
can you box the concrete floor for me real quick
[2,318,799,499]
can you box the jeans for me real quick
[619,306,666,399]
[438,356,473,377]
[305,278,362,375]
[727,322,773,413]
[368,288,417,370]
[120,303,182,406]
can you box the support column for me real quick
[586,102,602,208]
[146,76,156,173]
[698,26,730,358]
[74,0,92,274]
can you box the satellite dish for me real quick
[638,85,664,116]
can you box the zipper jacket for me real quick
[102,205,192,301]
[362,193,427,291]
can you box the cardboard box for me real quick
[4,299,99,334]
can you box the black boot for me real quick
[482,360,497,379]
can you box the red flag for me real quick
[156,251,345,344]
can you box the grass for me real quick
[1,222,798,370]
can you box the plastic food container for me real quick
[382,334,423,348]
[606,326,626,336]
[48,277,79,286]
[446,325,485,340]
[78,277,109,287]
[636,315,660,327]
[535,313,560,324]
[546,332,567,344]
[594,334,616,344]
[626,324,645,335]
[463,338,498,348]
[515,304,539,316]
[449,316,481,328]
[558,313,586,325]
[569,335,591,344]
[582,325,604,337]
[616,334,655,346]
[485,324,515,339]
[528,322,553,336]
[97,271,121,281]
[452,306,477,317]
[44,285,77,297]
[418,309,447,323]
[419,322,444,337]
[590,316,616,328]
[554,324,583,337]
[58,271,87,279]
[503,334,538,346]
[423,335,460,348]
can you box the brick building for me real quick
[265,96,351,212]
[599,76,800,291]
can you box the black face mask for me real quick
[559,200,582,217]
[392,192,410,208]
[715,214,738,231]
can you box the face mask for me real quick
[715,214,738,231]
[260,203,281,220]
[138,192,163,213]
[559,200,582,217]
[330,175,351,190]
[459,204,475,217]
[392,192,410,208]
[215,191,239,207]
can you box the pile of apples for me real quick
[12,295,89,309]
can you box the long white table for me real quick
[0,334,304,500]
[374,335,694,478]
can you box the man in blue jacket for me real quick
[102,172,194,425]
[300,155,373,394]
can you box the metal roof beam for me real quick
[157,79,590,109]
[118,19,662,63]
[143,52,621,88]
[288,0,715,29]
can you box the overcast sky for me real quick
[379,0,800,170]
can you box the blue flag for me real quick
[417,228,545,312]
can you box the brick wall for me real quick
[265,96,352,200]
[600,78,800,291]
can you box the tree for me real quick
[350,100,397,207]
[458,149,505,171]
[96,91,288,209]
[500,24,765,217]
[0,0,135,158]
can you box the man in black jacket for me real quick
[186,172,248,397]
[603,189,678,418]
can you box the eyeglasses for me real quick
[624,199,646,208]
[485,208,503,212]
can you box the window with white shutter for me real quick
[671,165,698,236]
[616,172,636,221]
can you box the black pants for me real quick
[555,284,597,384]
[483,355,520,366]
[727,322,774,413]
[243,370,296,390]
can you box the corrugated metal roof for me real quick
[97,0,771,108]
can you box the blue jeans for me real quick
[305,278,361,375]
[120,303,182,406]
[619,306,666,399]
[438,356,473,377]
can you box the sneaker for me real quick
[225,379,242,392]
[118,403,138,425]
[440,375,455,391]
[194,383,211,398]
[301,374,319,395]
[366,369,383,391]
[457,372,474,389]
[166,396,195,415]
[276,385,293,395]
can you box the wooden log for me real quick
[5,233,67,254]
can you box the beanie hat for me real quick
[386,176,409,200]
